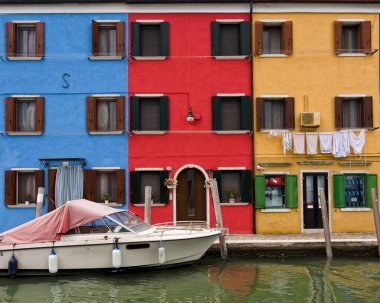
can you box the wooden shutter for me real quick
[48,169,57,212]
[116,169,126,204]
[240,21,250,56]
[36,22,45,57]
[160,171,170,204]
[211,22,220,56]
[86,96,96,132]
[256,97,264,131]
[285,97,295,129]
[360,21,371,54]
[212,170,222,199]
[6,22,16,57]
[130,171,140,204]
[35,170,44,204]
[255,21,264,55]
[281,21,293,55]
[5,97,16,132]
[362,96,373,128]
[131,22,141,57]
[116,96,125,132]
[254,175,265,209]
[333,174,345,208]
[285,175,298,208]
[92,20,100,56]
[335,96,343,129]
[242,170,252,203]
[35,97,44,133]
[130,96,140,131]
[160,22,169,57]
[116,21,125,57]
[83,169,96,201]
[365,174,377,208]
[160,96,169,131]
[334,21,342,54]
[5,170,16,206]
[212,96,221,131]
[240,96,252,131]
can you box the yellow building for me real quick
[253,3,380,233]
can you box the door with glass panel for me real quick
[176,168,206,222]
[303,173,328,229]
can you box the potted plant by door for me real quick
[102,194,112,204]
[164,177,177,189]
[24,194,32,205]
[226,188,237,203]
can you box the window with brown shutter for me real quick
[48,169,57,212]
[255,21,292,55]
[257,97,295,130]
[92,20,125,58]
[335,20,371,55]
[335,96,373,129]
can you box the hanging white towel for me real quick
[282,131,292,155]
[332,131,350,158]
[349,130,366,155]
[319,132,333,154]
[306,132,318,155]
[293,132,305,154]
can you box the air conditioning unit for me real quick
[300,112,320,128]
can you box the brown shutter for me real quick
[6,22,16,57]
[116,169,126,204]
[83,169,96,201]
[92,20,100,56]
[36,22,45,57]
[285,97,295,129]
[256,97,264,131]
[48,169,57,212]
[5,170,16,206]
[34,170,44,204]
[335,97,343,129]
[35,97,44,133]
[281,21,293,55]
[360,21,371,54]
[5,97,16,132]
[334,21,342,54]
[255,21,263,55]
[86,96,96,132]
[116,96,125,132]
[362,96,373,128]
[116,21,125,57]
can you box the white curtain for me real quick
[99,27,116,56]
[265,100,284,129]
[17,27,36,56]
[18,173,35,204]
[55,166,84,207]
[263,27,281,54]
[17,101,36,131]
[97,172,116,202]
[97,101,116,131]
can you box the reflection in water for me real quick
[0,257,379,303]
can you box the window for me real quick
[130,170,170,204]
[334,20,371,54]
[97,171,116,203]
[130,96,169,132]
[211,21,250,57]
[213,170,252,203]
[131,22,169,58]
[5,97,44,133]
[335,96,373,129]
[86,96,125,133]
[256,97,294,131]
[255,175,298,209]
[255,21,292,55]
[212,96,251,131]
[6,22,44,59]
[5,170,44,206]
[92,20,125,57]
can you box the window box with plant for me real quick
[102,193,113,204]
[226,188,237,203]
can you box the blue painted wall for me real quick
[0,13,129,232]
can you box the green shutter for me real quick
[242,170,252,203]
[240,96,252,131]
[130,96,140,131]
[160,96,169,131]
[240,21,250,56]
[285,175,298,208]
[211,22,220,56]
[160,22,169,57]
[333,174,345,208]
[254,175,265,209]
[212,96,221,131]
[131,22,140,57]
[130,171,140,204]
[212,170,222,200]
[160,171,170,204]
[365,174,377,208]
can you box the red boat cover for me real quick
[0,199,123,245]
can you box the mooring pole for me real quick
[144,186,152,224]
[319,188,333,258]
[371,188,380,257]
[35,187,45,218]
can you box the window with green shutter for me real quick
[254,175,265,209]
[285,175,298,208]
[213,169,252,203]
[130,170,169,204]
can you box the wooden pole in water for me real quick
[371,188,380,257]
[35,187,45,218]
[144,186,152,224]
[319,188,333,258]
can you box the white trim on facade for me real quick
[340,170,369,174]
[336,18,366,23]
[136,20,165,24]
[11,95,41,98]
[259,54,288,58]
[341,207,372,212]
[260,94,289,99]
[11,168,40,171]
[12,20,40,23]
[91,167,121,170]
[217,167,246,171]
[216,93,245,97]
[91,94,121,97]
[215,19,245,23]
[93,19,121,23]
[135,94,164,97]
[134,168,164,171]
[337,94,368,98]
[261,208,291,213]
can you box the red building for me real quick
[128,10,253,233]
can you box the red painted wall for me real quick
[128,13,253,234]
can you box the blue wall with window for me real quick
[0,13,129,232]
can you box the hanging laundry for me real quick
[306,132,318,155]
[319,132,333,154]
[293,132,305,154]
[268,130,283,138]
[349,130,366,155]
[332,131,350,158]
[282,131,292,155]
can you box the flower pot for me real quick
[229,198,236,203]
[25,201,30,205]
[105,200,109,205]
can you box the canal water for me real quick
[0,257,379,303]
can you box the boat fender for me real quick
[158,242,165,265]
[8,251,17,278]
[49,249,59,274]
[112,239,122,269]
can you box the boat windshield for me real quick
[107,212,152,233]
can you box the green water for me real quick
[1,257,379,303]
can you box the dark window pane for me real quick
[16,99,36,132]
[343,98,362,128]
[187,169,195,216]
[220,24,240,56]
[17,24,36,56]
[139,172,160,203]
[17,172,35,204]
[141,25,161,56]
[264,99,285,129]
[221,171,242,202]
[97,171,117,202]
[220,97,241,130]
[342,25,359,53]
[96,99,117,131]
[264,175,285,207]
[344,174,365,207]
[140,98,160,131]
[263,26,281,54]
[99,24,116,56]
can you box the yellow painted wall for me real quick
[253,12,380,234]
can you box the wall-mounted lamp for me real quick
[187,106,200,123]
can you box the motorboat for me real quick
[0,199,221,276]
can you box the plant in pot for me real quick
[164,177,177,189]
[151,192,158,204]
[102,193,112,204]
[226,188,237,203]
[24,194,32,205]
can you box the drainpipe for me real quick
[250,0,255,234]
